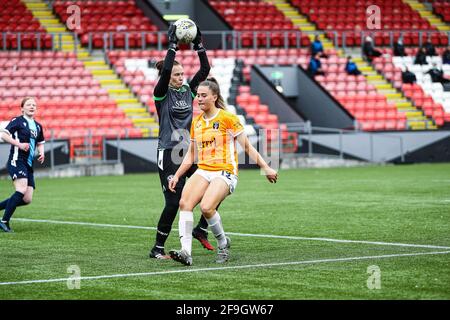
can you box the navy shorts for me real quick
[7,160,35,189]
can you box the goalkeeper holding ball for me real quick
[149,22,216,259]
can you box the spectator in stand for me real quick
[402,67,417,84]
[362,36,382,62]
[414,47,427,65]
[307,52,325,77]
[442,46,450,65]
[310,35,327,58]
[345,56,361,75]
[423,36,437,56]
[393,38,406,57]
[426,63,449,84]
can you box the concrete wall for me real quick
[250,65,353,128]
[295,66,354,129]
[136,0,168,30]
[250,66,305,123]
[147,0,195,18]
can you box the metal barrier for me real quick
[1,30,448,53]
[283,122,405,163]
[335,30,450,51]
[45,128,135,168]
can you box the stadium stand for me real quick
[217,47,410,131]
[289,0,449,47]
[109,43,449,132]
[52,0,162,48]
[208,0,311,47]
[0,51,142,143]
[0,0,52,49]
[372,47,450,126]
[430,0,450,23]
[0,0,448,163]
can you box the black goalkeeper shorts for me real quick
[157,148,197,193]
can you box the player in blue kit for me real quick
[0,97,45,232]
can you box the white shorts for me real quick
[194,169,238,194]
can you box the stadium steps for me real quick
[87,52,158,137]
[264,0,333,45]
[22,0,89,59]
[352,57,436,130]
[403,0,450,31]
[265,0,343,51]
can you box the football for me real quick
[173,18,197,44]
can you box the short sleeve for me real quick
[37,124,45,144]
[4,118,18,135]
[227,114,244,137]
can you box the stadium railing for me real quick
[3,30,448,52]
[284,122,406,163]
[42,128,136,168]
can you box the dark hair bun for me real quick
[206,77,218,84]
[155,60,164,71]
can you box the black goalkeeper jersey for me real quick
[154,84,194,150]
[153,47,210,151]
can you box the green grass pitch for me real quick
[0,163,449,299]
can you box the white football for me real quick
[174,18,197,44]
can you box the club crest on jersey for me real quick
[213,122,220,130]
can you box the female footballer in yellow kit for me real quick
[168,78,278,266]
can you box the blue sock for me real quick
[2,191,25,222]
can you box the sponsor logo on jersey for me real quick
[30,129,38,139]
[199,137,216,149]
[172,100,189,110]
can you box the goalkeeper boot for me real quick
[192,227,214,251]
[149,246,171,260]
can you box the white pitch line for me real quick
[14,218,450,250]
[16,218,156,231]
[1,250,449,286]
